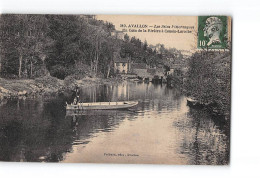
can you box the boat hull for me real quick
[186,97,204,108]
[66,101,138,110]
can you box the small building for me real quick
[155,68,165,77]
[114,57,131,74]
[131,63,149,78]
[130,63,166,78]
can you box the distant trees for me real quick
[120,38,175,68]
[124,34,129,42]
[0,14,181,80]
[44,15,120,79]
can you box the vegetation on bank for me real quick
[165,50,231,116]
[0,75,123,100]
[0,75,62,98]
[0,15,231,117]
[0,14,182,80]
[183,51,231,116]
[166,68,184,88]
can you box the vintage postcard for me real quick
[0,15,231,165]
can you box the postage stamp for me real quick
[198,16,228,49]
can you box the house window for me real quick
[122,63,126,67]
[116,63,120,66]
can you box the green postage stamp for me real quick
[198,16,228,49]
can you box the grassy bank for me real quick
[0,75,122,100]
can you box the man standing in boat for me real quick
[72,84,80,105]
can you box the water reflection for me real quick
[0,82,229,164]
[175,108,230,165]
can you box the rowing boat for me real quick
[66,109,135,116]
[186,97,204,108]
[66,101,138,110]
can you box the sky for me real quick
[96,15,198,53]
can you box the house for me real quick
[114,57,131,74]
[129,63,166,78]
[155,68,165,77]
[131,63,149,77]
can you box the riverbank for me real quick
[0,75,123,101]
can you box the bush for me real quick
[35,75,60,88]
[49,63,92,80]
[184,51,231,115]
[49,65,72,80]
[64,75,77,87]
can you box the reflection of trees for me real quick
[41,98,73,162]
[78,82,183,110]
[66,110,135,139]
[80,85,113,103]
[0,98,73,162]
[164,85,182,101]
[0,82,191,162]
[177,108,230,165]
[0,120,23,161]
[0,96,138,162]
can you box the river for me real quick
[0,81,230,165]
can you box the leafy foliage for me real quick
[0,14,52,78]
[184,51,231,115]
[0,14,181,80]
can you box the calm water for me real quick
[0,82,230,165]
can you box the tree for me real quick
[46,15,86,79]
[143,40,148,51]
[0,14,51,78]
[185,51,231,115]
[124,34,130,42]
[0,14,183,80]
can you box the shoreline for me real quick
[0,75,123,101]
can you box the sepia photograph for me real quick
[0,14,231,165]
